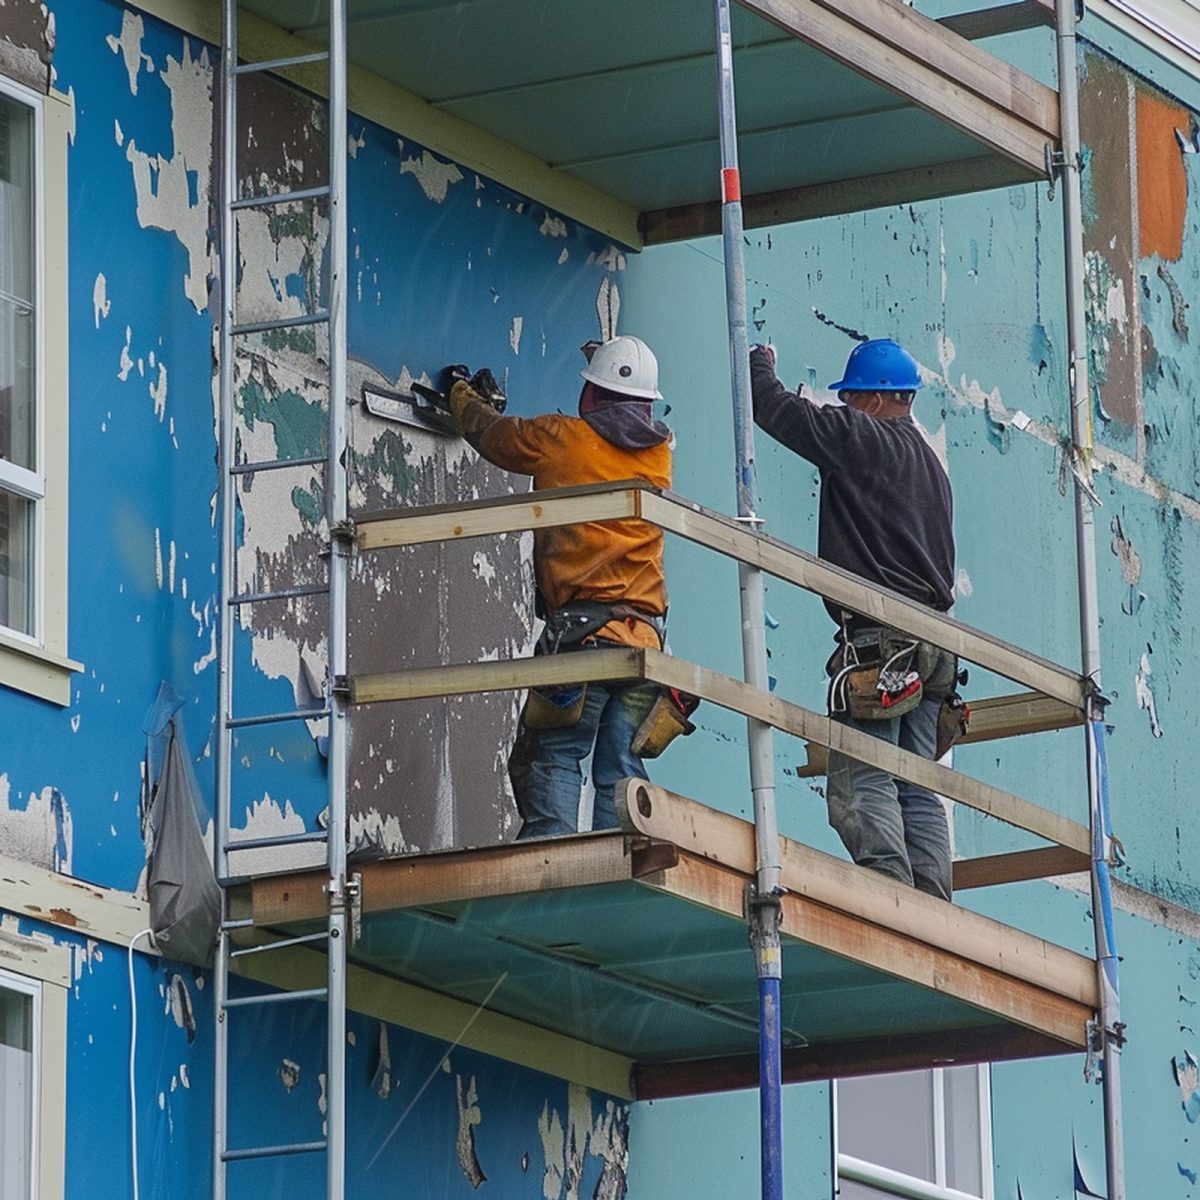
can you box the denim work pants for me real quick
[825,693,952,900]
[509,663,658,840]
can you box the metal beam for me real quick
[641,154,1034,242]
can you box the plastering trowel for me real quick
[361,365,506,436]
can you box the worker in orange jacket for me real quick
[449,336,690,839]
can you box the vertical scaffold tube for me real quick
[713,3,783,1197]
[212,3,237,1197]
[1054,2,1125,1196]
[326,2,350,1198]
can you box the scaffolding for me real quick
[211,1,1125,1197]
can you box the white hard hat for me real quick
[580,335,662,400]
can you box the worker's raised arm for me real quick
[749,345,847,472]
[451,381,549,476]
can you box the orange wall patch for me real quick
[1137,89,1190,262]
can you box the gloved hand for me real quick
[750,343,777,371]
[448,379,484,424]
[469,368,507,412]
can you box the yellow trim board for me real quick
[128,0,642,247]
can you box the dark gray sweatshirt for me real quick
[750,348,955,620]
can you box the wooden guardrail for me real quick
[352,481,1090,876]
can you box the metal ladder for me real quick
[212,2,351,1198]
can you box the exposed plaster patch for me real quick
[114,118,124,147]
[118,326,135,380]
[589,1100,630,1200]
[348,129,366,158]
[455,1074,486,1188]
[371,1023,391,1099]
[509,315,524,355]
[954,568,973,599]
[93,274,111,329]
[279,1059,301,1092]
[594,244,626,273]
[150,361,169,422]
[540,214,568,238]
[125,39,214,313]
[1174,1051,1200,1121]
[348,808,410,856]
[1136,649,1164,738]
[537,1102,566,1200]
[596,278,619,342]
[230,794,307,840]
[105,11,153,95]
[1110,514,1143,584]
[1156,262,1190,340]
[397,142,463,203]
[0,776,72,872]
[558,247,569,265]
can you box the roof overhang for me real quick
[197,0,1062,246]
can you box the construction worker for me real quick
[749,338,959,900]
[449,336,692,840]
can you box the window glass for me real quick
[0,488,34,634]
[839,1069,936,1181]
[0,984,34,1200]
[944,1064,985,1195]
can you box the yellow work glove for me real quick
[449,379,485,428]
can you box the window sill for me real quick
[0,631,82,706]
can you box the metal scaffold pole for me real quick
[1053,1,1125,1196]
[325,1,351,1197]
[713,3,784,1196]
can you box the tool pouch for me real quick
[522,683,588,731]
[630,688,700,758]
[935,693,971,760]
[828,628,958,722]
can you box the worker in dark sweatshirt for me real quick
[750,338,958,900]
[450,336,690,840]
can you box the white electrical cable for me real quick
[128,928,154,1200]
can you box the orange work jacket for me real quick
[461,402,671,649]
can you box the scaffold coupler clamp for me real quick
[1085,1016,1128,1081]
[347,872,363,945]
[745,880,784,980]
[321,517,357,560]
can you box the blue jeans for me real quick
[826,694,952,900]
[509,667,658,840]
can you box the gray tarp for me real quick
[142,683,220,966]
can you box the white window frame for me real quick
[834,1065,995,1200]
[0,954,67,1200]
[0,75,79,704]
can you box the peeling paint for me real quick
[1136,648,1164,738]
[540,214,568,238]
[93,273,111,328]
[597,277,620,342]
[398,143,463,202]
[455,1073,487,1188]
[124,38,213,313]
[509,315,524,355]
[279,1059,301,1092]
[1174,1051,1200,1120]
[166,973,196,1043]
[0,776,73,872]
[105,10,152,96]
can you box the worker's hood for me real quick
[579,389,670,450]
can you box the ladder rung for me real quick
[232,311,329,337]
[231,185,332,211]
[226,707,329,730]
[230,931,329,959]
[226,829,328,853]
[224,986,328,1010]
[222,917,257,931]
[230,454,327,476]
[228,583,329,606]
[234,51,330,76]
[222,1140,327,1163]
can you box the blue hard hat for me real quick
[829,339,923,392]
